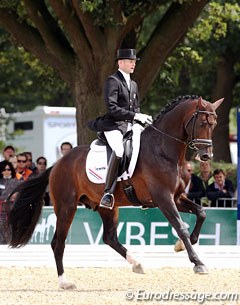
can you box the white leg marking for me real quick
[126,251,145,274]
[58,273,77,290]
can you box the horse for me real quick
[8,95,223,289]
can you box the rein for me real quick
[149,109,216,151]
[149,124,187,145]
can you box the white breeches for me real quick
[104,130,124,158]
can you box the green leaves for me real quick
[189,2,240,42]
[0,0,19,9]
[0,40,71,113]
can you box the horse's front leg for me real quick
[175,195,206,252]
[155,194,208,274]
[98,207,144,274]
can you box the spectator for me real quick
[183,161,205,205]
[9,155,18,170]
[0,160,21,244]
[36,156,47,174]
[206,169,235,207]
[0,145,15,163]
[60,142,73,157]
[15,153,33,181]
[198,161,214,189]
[0,160,21,201]
[24,151,37,174]
[35,156,50,206]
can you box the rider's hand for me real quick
[134,113,153,125]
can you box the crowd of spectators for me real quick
[183,161,236,207]
[0,142,73,243]
[0,144,236,209]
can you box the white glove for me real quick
[134,113,153,125]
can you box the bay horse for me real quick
[8,95,223,289]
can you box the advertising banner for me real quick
[30,207,237,245]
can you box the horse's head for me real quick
[185,96,224,161]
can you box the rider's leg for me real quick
[100,130,123,209]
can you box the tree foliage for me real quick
[144,1,240,105]
[0,29,71,112]
[142,1,240,162]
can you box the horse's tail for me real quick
[8,166,53,248]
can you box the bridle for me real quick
[184,109,215,151]
[149,108,216,152]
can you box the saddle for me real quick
[96,130,133,176]
[86,123,143,184]
[86,123,143,205]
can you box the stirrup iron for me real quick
[99,192,115,209]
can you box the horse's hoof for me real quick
[193,265,208,274]
[174,239,185,252]
[132,263,145,274]
[59,282,77,290]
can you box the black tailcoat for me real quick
[88,71,140,134]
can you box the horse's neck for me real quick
[142,127,186,165]
[153,115,186,158]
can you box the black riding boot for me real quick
[99,152,121,209]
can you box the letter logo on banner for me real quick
[150,222,169,245]
[125,222,146,245]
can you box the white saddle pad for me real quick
[86,124,143,184]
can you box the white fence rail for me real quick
[0,245,240,269]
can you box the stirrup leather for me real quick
[99,192,115,209]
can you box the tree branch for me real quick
[48,0,92,65]
[23,0,73,62]
[118,1,160,43]
[134,0,209,98]
[0,8,73,86]
[71,0,104,53]
[104,0,123,50]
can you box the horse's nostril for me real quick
[201,154,210,161]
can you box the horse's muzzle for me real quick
[200,152,212,161]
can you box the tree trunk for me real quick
[72,61,112,145]
[212,50,235,163]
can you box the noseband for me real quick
[149,109,216,152]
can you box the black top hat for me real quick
[116,49,140,61]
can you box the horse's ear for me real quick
[212,98,224,110]
[197,96,208,110]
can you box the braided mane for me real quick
[153,95,199,123]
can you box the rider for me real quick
[88,49,152,209]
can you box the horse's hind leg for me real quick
[51,204,77,289]
[98,207,144,274]
[175,196,206,252]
